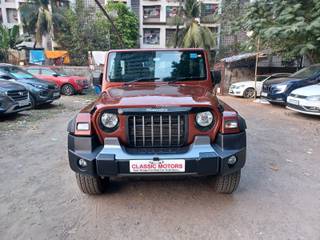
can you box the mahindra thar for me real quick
[67,49,247,194]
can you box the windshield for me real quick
[290,65,320,79]
[0,66,34,80]
[107,50,207,83]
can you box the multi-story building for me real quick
[139,0,221,48]
[0,0,23,31]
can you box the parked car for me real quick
[286,83,320,116]
[0,79,31,115]
[261,64,320,104]
[229,73,291,98]
[25,66,89,96]
[0,64,60,108]
[67,48,247,195]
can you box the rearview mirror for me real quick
[211,70,221,85]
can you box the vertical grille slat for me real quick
[133,116,136,147]
[128,113,186,148]
[177,115,181,145]
[160,115,163,146]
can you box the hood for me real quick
[18,77,56,88]
[95,84,216,109]
[0,80,26,92]
[291,83,320,96]
[264,77,297,86]
[231,81,255,87]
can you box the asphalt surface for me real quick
[0,95,319,240]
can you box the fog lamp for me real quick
[78,159,87,168]
[227,155,237,165]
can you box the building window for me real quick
[143,28,160,45]
[143,6,160,23]
[0,10,3,24]
[5,0,15,2]
[6,9,18,24]
[166,29,176,47]
[200,4,218,23]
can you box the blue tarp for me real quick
[29,50,45,64]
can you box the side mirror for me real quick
[52,73,60,77]
[211,70,221,85]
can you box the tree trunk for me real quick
[174,0,183,48]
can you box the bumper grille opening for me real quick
[128,114,186,148]
[7,90,28,101]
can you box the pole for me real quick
[254,37,260,100]
[93,0,125,48]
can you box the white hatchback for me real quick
[229,73,291,98]
[287,83,320,116]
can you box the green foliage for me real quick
[240,0,320,63]
[0,25,23,61]
[55,0,139,65]
[20,0,65,48]
[105,2,139,48]
[173,0,216,53]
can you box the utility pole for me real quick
[254,37,260,100]
[93,0,125,48]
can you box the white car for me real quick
[229,73,291,98]
[287,83,320,116]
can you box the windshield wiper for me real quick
[167,76,199,84]
[124,77,160,85]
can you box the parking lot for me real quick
[0,95,319,240]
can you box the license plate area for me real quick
[129,159,185,173]
[261,92,267,97]
[18,99,30,107]
[53,92,60,97]
[288,98,299,105]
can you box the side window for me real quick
[41,69,56,76]
[27,69,40,75]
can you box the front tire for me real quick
[76,173,108,195]
[61,84,75,96]
[243,88,255,98]
[29,95,36,109]
[213,170,241,194]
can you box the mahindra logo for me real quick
[145,108,169,112]
[18,91,24,96]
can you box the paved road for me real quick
[0,96,319,240]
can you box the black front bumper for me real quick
[68,132,246,177]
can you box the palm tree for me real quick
[0,25,23,61]
[20,0,60,49]
[173,0,216,53]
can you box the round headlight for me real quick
[101,113,119,129]
[196,111,214,128]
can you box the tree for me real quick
[55,0,139,65]
[20,0,65,49]
[0,25,23,62]
[241,0,320,63]
[219,0,248,57]
[171,0,216,53]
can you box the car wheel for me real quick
[61,84,75,96]
[29,95,36,109]
[75,173,109,195]
[212,170,241,194]
[243,88,256,98]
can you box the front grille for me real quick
[262,84,271,92]
[128,114,186,148]
[7,90,28,101]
